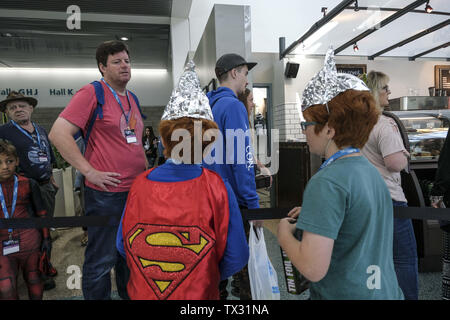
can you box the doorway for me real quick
[252,83,275,207]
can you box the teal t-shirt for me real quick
[297,156,404,300]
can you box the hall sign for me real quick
[0,88,76,97]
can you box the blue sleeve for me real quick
[225,101,259,209]
[116,206,126,258]
[219,180,249,280]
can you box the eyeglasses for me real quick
[300,121,317,131]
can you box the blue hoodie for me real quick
[204,87,259,209]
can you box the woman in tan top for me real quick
[361,71,418,300]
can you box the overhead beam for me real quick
[279,0,356,60]
[346,6,450,16]
[369,19,450,60]
[408,41,450,61]
[334,0,428,55]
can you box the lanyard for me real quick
[0,175,18,235]
[11,120,44,150]
[319,147,360,171]
[101,78,132,124]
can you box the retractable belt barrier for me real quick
[0,206,449,230]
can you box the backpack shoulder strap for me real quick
[83,81,105,144]
[128,90,147,120]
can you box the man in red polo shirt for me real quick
[49,40,146,300]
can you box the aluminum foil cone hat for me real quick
[161,60,214,121]
[301,46,369,111]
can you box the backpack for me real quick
[72,81,146,188]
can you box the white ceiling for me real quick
[289,0,450,60]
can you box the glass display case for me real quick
[393,110,450,162]
[389,96,449,111]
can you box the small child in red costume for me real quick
[0,139,51,300]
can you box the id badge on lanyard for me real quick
[38,150,48,163]
[1,175,20,255]
[124,128,137,144]
[3,237,20,255]
[101,78,136,144]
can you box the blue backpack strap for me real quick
[83,81,105,144]
[128,90,147,120]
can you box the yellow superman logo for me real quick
[126,224,215,299]
[145,232,209,254]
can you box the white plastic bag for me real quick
[248,222,281,300]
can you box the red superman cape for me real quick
[122,168,230,300]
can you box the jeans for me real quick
[392,200,419,300]
[82,187,130,300]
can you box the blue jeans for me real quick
[82,187,130,300]
[392,200,419,300]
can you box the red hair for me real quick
[303,90,380,148]
[159,117,218,164]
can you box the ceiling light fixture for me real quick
[115,35,131,41]
[425,1,433,13]
[321,7,327,17]
[353,42,359,52]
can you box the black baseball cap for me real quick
[215,53,257,78]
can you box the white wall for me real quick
[252,52,277,84]
[250,53,450,142]
[0,68,172,107]
[168,0,341,82]
[188,0,341,54]
[283,55,450,103]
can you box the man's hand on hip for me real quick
[85,169,121,192]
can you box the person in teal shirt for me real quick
[277,47,404,300]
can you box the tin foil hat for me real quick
[301,46,369,111]
[161,60,214,121]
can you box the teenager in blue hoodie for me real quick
[204,53,260,299]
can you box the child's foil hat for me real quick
[301,46,369,111]
[161,60,214,121]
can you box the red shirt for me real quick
[60,81,146,192]
[0,175,43,253]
